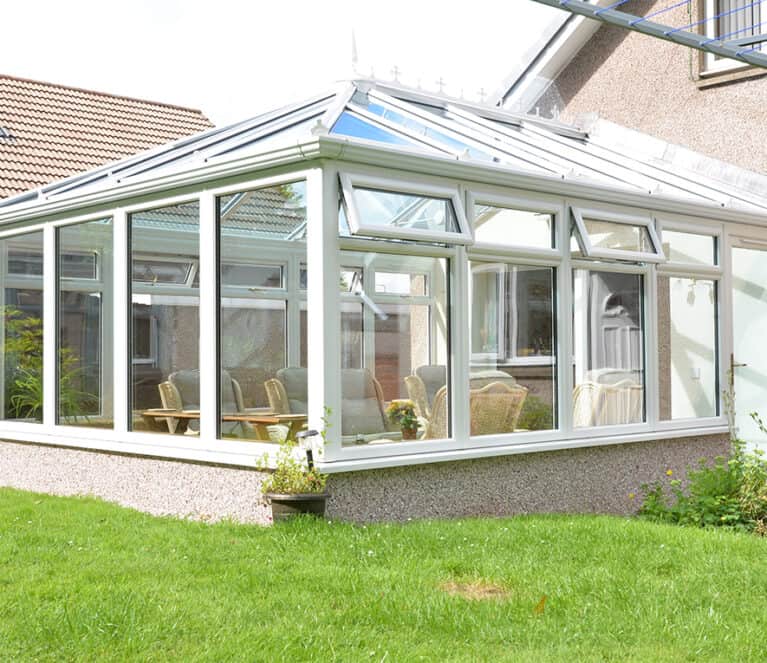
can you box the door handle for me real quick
[730,353,748,389]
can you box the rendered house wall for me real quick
[540,0,767,172]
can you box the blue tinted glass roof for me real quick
[331,111,420,148]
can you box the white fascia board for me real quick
[318,425,729,474]
[5,132,767,235]
[494,7,604,113]
[0,138,326,227]
[317,137,767,227]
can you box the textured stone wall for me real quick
[325,434,730,523]
[546,0,767,172]
[1,433,730,525]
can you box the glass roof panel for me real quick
[331,111,419,147]
[364,102,495,162]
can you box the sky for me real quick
[0,0,562,126]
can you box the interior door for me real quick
[731,235,767,450]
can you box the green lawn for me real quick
[1,488,765,662]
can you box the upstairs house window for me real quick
[703,0,763,74]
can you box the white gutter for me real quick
[3,133,767,230]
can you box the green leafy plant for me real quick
[3,306,94,422]
[257,438,327,495]
[516,395,553,431]
[386,399,418,431]
[638,432,767,534]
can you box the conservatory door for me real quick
[731,235,767,450]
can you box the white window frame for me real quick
[702,0,763,76]
[571,204,664,263]
[339,171,472,245]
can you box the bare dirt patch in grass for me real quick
[439,580,510,600]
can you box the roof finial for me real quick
[436,76,446,94]
[478,88,486,103]
[391,65,400,82]
[351,29,359,74]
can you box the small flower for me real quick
[666,469,674,477]
[628,492,636,500]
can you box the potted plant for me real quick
[257,433,329,522]
[386,399,419,440]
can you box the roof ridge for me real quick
[0,73,209,117]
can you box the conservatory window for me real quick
[573,270,646,428]
[657,224,720,421]
[339,251,450,446]
[57,218,113,428]
[1,231,44,423]
[661,230,717,266]
[217,181,306,441]
[129,201,200,434]
[469,261,557,436]
[339,173,471,244]
[473,203,555,250]
[571,206,663,262]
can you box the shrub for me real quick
[517,395,553,431]
[257,438,327,495]
[638,430,767,534]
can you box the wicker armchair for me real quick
[423,381,528,439]
[573,379,643,427]
[404,374,431,419]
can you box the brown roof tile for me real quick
[0,74,214,198]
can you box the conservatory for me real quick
[0,79,763,479]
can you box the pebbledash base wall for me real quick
[0,434,729,524]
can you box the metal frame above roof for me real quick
[530,0,767,69]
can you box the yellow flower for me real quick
[628,492,636,500]
[666,469,674,477]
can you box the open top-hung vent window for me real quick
[339,173,471,244]
[571,205,664,263]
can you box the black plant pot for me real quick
[265,492,329,522]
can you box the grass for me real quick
[1,489,766,662]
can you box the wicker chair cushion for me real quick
[341,368,387,436]
[415,364,447,410]
[276,367,308,414]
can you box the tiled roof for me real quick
[0,74,214,198]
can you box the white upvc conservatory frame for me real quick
[571,202,665,263]
[0,136,742,473]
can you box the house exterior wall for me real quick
[0,433,729,524]
[544,0,767,172]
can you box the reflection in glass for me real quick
[662,230,717,266]
[219,181,307,440]
[474,205,554,249]
[130,202,200,434]
[332,112,419,147]
[470,262,556,436]
[340,252,449,445]
[582,218,653,253]
[1,232,44,422]
[658,276,718,420]
[58,219,113,427]
[573,270,645,427]
[352,188,459,234]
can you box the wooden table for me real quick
[140,409,307,440]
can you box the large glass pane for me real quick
[573,270,645,427]
[130,202,199,434]
[662,230,717,266]
[218,181,306,441]
[340,252,449,446]
[58,219,113,428]
[658,276,718,420]
[331,112,420,147]
[352,188,459,234]
[582,218,653,253]
[474,205,554,250]
[1,232,44,422]
[470,262,556,436]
